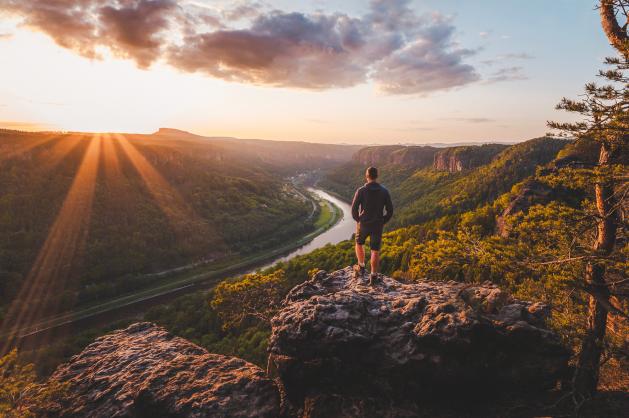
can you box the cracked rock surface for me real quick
[269,267,569,416]
[47,322,280,418]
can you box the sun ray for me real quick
[0,133,61,162]
[101,133,127,194]
[0,134,102,352]
[35,134,85,173]
[114,134,214,241]
[102,133,122,184]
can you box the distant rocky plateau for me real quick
[46,268,570,417]
[433,144,508,172]
[352,143,510,173]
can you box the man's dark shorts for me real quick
[355,222,384,251]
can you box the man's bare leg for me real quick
[353,243,366,278]
[355,242,365,267]
[368,250,381,285]
[370,250,380,274]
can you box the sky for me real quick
[0,0,617,145]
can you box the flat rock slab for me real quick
[269,267,569,410]
[47,322,280,418]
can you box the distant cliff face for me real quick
[47,269,569,418]
[352,143,509,172]
[433,144,509,172]
[353,145,437,168]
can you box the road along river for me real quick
[14,187,354,349]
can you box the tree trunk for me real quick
[600,0,629,59]
[572,143,618,396]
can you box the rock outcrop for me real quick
[433,144,508,172]
[496,179,555,237]
[47,270,570,418]
[46,322,280,418]
[269,268,569,417]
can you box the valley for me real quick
[10,186,348,350]
[0,129,356,349]
[1,129,626,415]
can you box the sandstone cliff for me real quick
[433,144,509,172]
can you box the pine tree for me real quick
[548,0,629,399]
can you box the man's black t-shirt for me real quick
[351,182,393,225]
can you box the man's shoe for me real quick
[369,273,380,286]
[352,264,366,279]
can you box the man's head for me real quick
[366,166,378,182]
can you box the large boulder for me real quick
[47,322,280,418]
[269,268,569,417]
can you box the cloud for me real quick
[1,0,179,66]
[168,11,370,89]
[98,0,179,67]
[372,15,479,94]
[385,126,435,132]
[221,2,264,21]
[481,52,534,66]
[503,52,533,60]
[0,0,479,93]
[442,117,495,123]
[485,66,528,83]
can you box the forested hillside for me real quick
[0,129,355,322]
[321,137,568,227]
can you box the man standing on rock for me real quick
[351,166,393,285]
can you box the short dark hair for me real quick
[366,166,378,180]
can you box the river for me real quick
[254,188,354,270]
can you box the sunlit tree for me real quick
[211,270,286,330]
[548,0,629,398]
[0,350,66,417]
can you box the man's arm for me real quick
[351,189,361,222]
[383,190,393,224]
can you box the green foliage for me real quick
[0,350,67,417]
[395,137,567,226]
[212,270,286,329]
[548,55,629,154]
[144,289,272,367]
